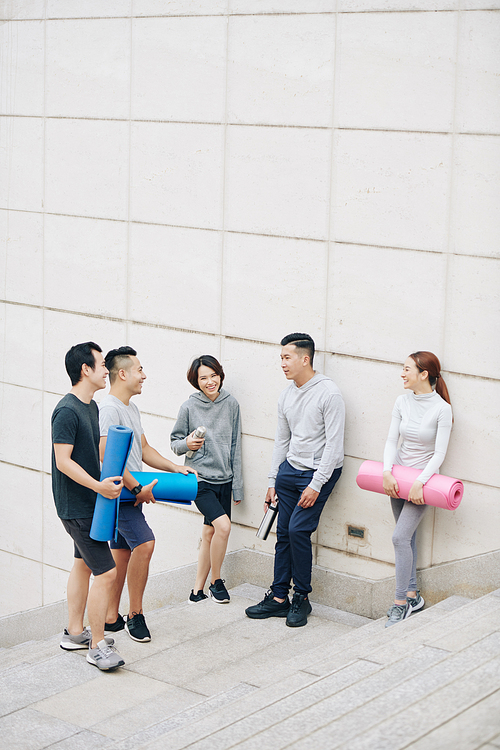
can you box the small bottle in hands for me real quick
[186,426,206,458]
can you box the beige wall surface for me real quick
[1,0,499,617]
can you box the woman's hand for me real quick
[408,480,425,505]
[175,465,198,478]
[383,470,400,498]
[186,432,205,451]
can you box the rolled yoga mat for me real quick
[120,471,197,505]
[90,425,134,542]
[356,460,464,510]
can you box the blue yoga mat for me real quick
[90,425,134,542]
[120,471,197,505]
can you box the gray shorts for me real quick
[110,503,155,551]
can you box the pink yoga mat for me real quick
[356,460,464,510]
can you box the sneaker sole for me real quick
[410,598,425,613]
[286,618,308,628]
[385,607,412,628]
[60,641,89,650]
[86,655,125,670]
[209,590,230,604]
[286,604,312,628]
[125,626,151,642]
[188,599,207,604]
[245,609,289,619]
[125,622,151,642]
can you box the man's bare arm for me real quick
[141,435,196,476]
[99,435,157,505]
[54,443,123,499]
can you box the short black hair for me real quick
[280,332,315,366]
[105,346,137,384]
[65,342,102,386]
[187,355,225,391]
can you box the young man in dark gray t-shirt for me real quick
[51,342,125,671]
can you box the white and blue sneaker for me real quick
[385,602,411,628]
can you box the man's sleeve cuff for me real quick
[309,478,323,493]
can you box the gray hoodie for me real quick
[268,373,345,493]
[170,388,243,504]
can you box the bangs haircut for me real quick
[65,341,102,386]
[187,355,225,391]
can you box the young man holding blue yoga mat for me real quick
[51,342,125,671]
[99,346,196,643]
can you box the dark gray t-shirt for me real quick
[51,393,100,519]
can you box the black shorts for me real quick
[61,517,116,576]
[195,481,232,526]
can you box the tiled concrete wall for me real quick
[1,1,499,618]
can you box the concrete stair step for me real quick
[129,590,500,750]
[1,587,499,750]
[0,586,363,750]
[139,644,447,750]
[123,586,362,695]
[280,634,500,750]
[275,594,476,678]
[152,632,500,750]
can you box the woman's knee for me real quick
[213,515,231,539]
[392,529,412,549]
[202,524,215,542]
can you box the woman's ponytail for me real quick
[410,351,451,406]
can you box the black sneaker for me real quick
[104,614,125,632]
[125,612,151,642]
[245,589,290,619]
[189,589,208,603]
[286,593,312,628]
[209,579,230,604]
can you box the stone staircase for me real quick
[1,583,499,749]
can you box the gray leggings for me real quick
[391,498,428,601]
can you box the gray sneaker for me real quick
[60,627,114,651]
[385,602,411,628]
[86,639,125,671]
[407,590,425,613]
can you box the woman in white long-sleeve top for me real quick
[383,351,453,628]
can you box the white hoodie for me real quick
[268,373,345,493]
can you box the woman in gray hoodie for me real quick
[171,355,243,605]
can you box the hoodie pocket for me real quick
[189,443,206,460]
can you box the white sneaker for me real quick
[86,639,125,670]
[60,627,114,651]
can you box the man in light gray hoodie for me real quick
[246,333,345,627]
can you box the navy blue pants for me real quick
[272,460,342,598]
